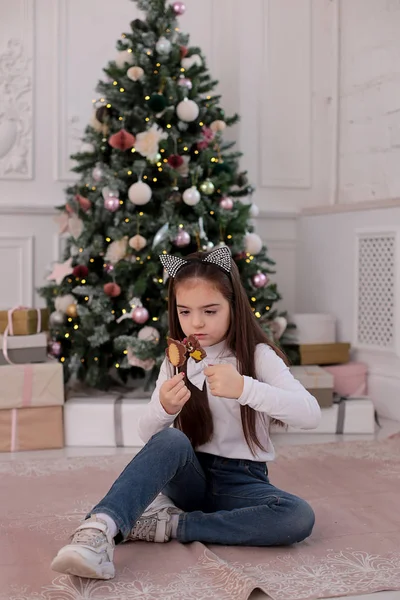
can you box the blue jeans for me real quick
[90,428,315,546]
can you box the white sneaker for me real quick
[127,494,183,543]
[51,517,115,580]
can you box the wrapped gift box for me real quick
[0,406,64,452]
[292,343,351,365]
[0,333,48,365]
[0,308,49,336]
[0,361,64,409]
[271,397,375,435]
[290,365,334,408]
[64,395,150,447]
[291,314,336,344]
[323,362,367,397]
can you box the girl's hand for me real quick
[160,372,191,415]
[204,364,244,399]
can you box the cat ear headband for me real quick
[159,245,232,278]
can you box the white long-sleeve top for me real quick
[137,340,321,462]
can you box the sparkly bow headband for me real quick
[159,246,232,278]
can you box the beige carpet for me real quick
[1,435,400,600]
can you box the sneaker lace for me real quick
[71,528,107,547]
[132,517,157,542]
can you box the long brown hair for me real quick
[168,250,287,456]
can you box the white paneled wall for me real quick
[0,0,339,312]
[297,204,400,420]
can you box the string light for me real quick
[122,309,127,314]
[60,357,65,363]
[115,363,120,368]
[113,81,118,86]
[74,325,79,330]
[90,258,94,263]
[153,177,157,182]
[94,357,98,361]
[145,95,150,100]
[145,117,150,122]
[81,279,86,284]
[106,237,111,242]
[152,317,159,321]
[68,317,72,322]
[120,88,125,93]
[255,312,261,318]
[106,103,112,108]
[131,148,136,153]
[143,175,148,180]
[199,122,204,126]
[124,350,128,355]
[84,296,89,301]
[251,297,256,302]
[119,117,123,121]
[65,333,70,338]
[210,211,214,215]
[125,218,130,223]
[167,124,172,129]
[127,170,132,175]
[227,235,232,239]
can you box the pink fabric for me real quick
[324,362,368,397]
[2,306,41,365]
[1,435,400,599]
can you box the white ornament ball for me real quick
[181,54,202,70]
[55,294,76,314]
[249,203,259,218]
[80,142,95,154]
[156,36,172,55]
[210,120,227,133]
[128,181,152,205]
[176,99,199,123]
[115,50,135,68]
[127,66,144,81]
[138,326,160,343]
[129,234,147,251]
[245,232,263,255]
[182,186,200,206]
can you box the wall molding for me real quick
[0,235,34,306]
[0,205,57,215]
[0,0,34,180]
[303,197,400,216]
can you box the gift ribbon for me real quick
[335,397,346,434]
[2,306,42,365]
[10,408,18,452]
[113,396,124,447]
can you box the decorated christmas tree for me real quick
[39,0,292,390]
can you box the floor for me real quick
[2,418,400,600]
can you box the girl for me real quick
[51,246,321,580]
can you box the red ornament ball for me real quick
[168,154,184,169]
[104,283,122,297]
[72,265,89,278]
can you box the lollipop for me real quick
[165,335,207,373]
[166,338,188,369]
[184,335,207,362]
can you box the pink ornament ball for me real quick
[220,196,233,210]
[104,196,120,212]
[104,263,114,274]
[174,230,191,247]
[172,1,186,15]
[132,306,150,324]
[252,273,268,288]
[178,77,192,90]
[50,341,62,357]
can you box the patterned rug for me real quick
[1,435,400,600]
